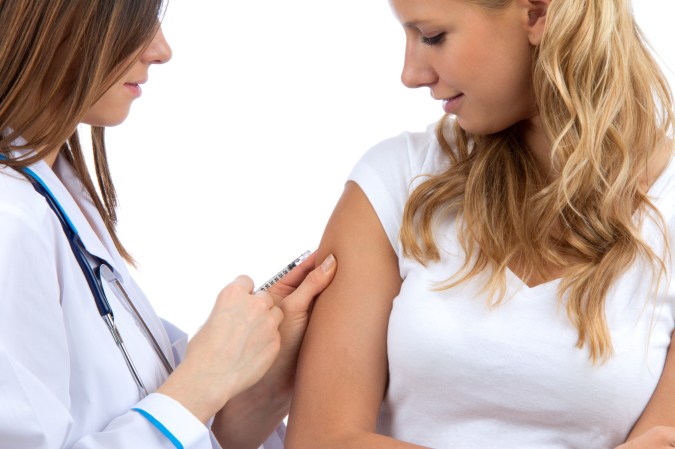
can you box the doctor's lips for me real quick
[124,79,146,97]
[442,93,464,114]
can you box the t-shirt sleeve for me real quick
[666,211,675,325]
[650,164,675,325]
[347,127,442,258]
[347,134,415,257]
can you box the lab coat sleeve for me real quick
[76,393,213,449]
[0,207,214,449]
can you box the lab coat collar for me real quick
[11,147,126,277]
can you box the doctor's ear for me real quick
[524,0,550,46]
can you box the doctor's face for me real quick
[82,28,172,127]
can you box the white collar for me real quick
[10,147,127,279]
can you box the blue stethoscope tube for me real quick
[0,154,171,396]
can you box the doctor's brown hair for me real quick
[400,0,674,362]
[0,0,166,263]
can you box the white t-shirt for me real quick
[348,120,675,449]
[0,149,284,449]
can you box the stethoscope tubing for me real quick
[29,175,114,316]
[1,154,170,396]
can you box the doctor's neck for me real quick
[44,150,60,167]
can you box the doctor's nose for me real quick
[141,27,173,65]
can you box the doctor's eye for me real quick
[421,33,445,46]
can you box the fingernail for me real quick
[321,254,336,272]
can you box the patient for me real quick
[285,0,675,448]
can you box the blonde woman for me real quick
[0,1,336,448]
[286,0,675,448]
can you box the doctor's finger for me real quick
[270,304,284,326]
[274,252,318,289]
[229,275,255,292]
[217,275,273,309]
[282,254,337,313]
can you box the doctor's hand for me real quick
[157,276,284,424]
[210,252,337,449]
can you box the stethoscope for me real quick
[0,154,173,396]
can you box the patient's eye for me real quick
[421,33,445,46]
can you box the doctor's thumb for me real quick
[283,254,337,312]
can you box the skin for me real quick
[286,1,675,448]
[82,28,172,127]
[286,181,412,448]
[163,252,337,449]
[397,0,537,136]
[43,28,171,168]
[49,27,339,449]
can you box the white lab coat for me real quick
[0,150,285,449]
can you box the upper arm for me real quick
[286,181,402,446]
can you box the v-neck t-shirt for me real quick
[348,120,675,449]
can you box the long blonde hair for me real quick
[400,0,674,361]
[0,0,166,263]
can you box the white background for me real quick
[102,1,675,336]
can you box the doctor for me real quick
[0,1,336,449]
